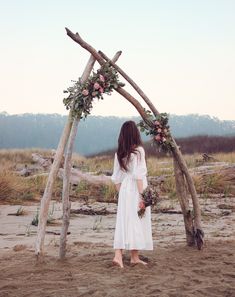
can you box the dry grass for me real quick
[0,149,235,204]
[80,155,113,173]
[72,181,117,203]
[0,149,65,204]
[0,170,63,205]
[0,148,54,172]
[212,151,235,163]
[0,170,33,203]
[26,174,63,200]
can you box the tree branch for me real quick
[98,50,160,117]
[65,28,105,65]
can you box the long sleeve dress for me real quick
[111,146,153,250]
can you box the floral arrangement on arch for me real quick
[63,63,125,119]
[138,111,173,153]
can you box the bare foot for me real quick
[112,258,124,268]
[130,259,148,265]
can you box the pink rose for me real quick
[93,82,100,90]
[99,74,105,82]
[154,121,160,126]
[155,135,161,141]
[82,89,89,96]
[99,87,104,93]
[139,200,145,209]
[157,128,162,133]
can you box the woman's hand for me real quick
[139,199,145,209]
[115,183,121,192]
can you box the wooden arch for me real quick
[35,28,204,258]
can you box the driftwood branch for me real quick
[173,158,194,246]
[71,207,115,216]
[35,112,73,256]
[30,154,112,185]
[172,142,202,230]
[58,168,111,185]
[98,50,159,116]
[115,87,154,127]
[47,231,71,236]
[59,54,96,259]
[65,28,105,65]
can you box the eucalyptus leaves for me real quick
[63,63,125,119]
[138,112,173,153]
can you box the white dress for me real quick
[111,146,153,250]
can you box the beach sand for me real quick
[0,240,234,297]
[0,197,235,297]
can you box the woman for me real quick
[111,120,153,268]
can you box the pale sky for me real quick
[1,0,235,120]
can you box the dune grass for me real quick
[0,149,234,204]
[0,170,33,203]
[0,149,64,204]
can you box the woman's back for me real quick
[112,120,153,268]
[112,146,147,183]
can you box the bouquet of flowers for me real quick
[138,186,159,218]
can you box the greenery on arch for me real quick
[138,111,174,153]
[63,63,125,119]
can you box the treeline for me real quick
[1,112,235,156]
[92,135,235,157]
[145,135,235,155]
[173,135,235,155]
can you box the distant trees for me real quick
[0,112,235,156]
[144,135,235,156]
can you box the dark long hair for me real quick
[117,120,143,171]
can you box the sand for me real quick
[0,241,234,297]
[0,196,235,297]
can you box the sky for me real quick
[0,0,235,120]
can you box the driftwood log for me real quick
[32,153,52,169]
[71,206,115,216]
[173,159,194,245]
[35,114,74,255]
[59,54,96,259]
[31,153,235,196]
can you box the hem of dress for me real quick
[113,243,153,250]
[113,247,154,251]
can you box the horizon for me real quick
[0,110,234,122]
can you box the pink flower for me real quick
[99,87,104,93]
[139,200,145,209]
[93,82,100,90]
[154,121,160,126]
[157,128,162,133]
[82,89,89,96]
[99,74,105,82]
[155,135,161,141]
